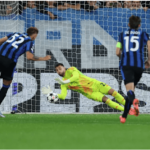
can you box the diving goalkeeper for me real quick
[42,63,136,114]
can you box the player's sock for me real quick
[106,99,124,111]
[112,91,125,106]
[0,84,10,105]
[122,90,135,118]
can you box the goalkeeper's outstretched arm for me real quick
[57,85,67,100]
[68,70,79,82]
[55,70,79,84]
[41,85,67,101]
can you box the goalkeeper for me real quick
[42,63,136,114]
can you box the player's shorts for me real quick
[86,81,112,102]
[120,66,143,86]
[0,55,16,81]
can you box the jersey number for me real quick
[7,34,24,49]
[100,83,106,86]
[124,36,139,52]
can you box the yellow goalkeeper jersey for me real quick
[58,67,103,100]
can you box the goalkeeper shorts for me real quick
[86,81,112,102]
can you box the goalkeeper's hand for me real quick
[55,78,70,85]
[41,85,53,96]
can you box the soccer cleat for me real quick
[133,99,139,116]
[129,107,139,116]
[0,111,5,118]
[119,116,126,123]
[129,107,136,115]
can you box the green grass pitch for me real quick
[0,114,150,149]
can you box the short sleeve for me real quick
[58,85,67,100]
[6,33,14,38]
[143,32,149,44]
[26,41,34,53]
[118,32,123,44]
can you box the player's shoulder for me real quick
[68,66,77,71]
[139,30,149,39]
[141,30,149,35]
[118,31,124,38]
[22,33,32,40]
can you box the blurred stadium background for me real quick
[0,1,150,114]
[1,1,150,149]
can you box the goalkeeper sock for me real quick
[106,99,124,111]
[122,90,135,118]
[112,91,125,106]
[0,84,10,105]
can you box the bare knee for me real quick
[3,79,12,86]
[102,96,109,103]
[125,83,135,91]
[108,89,115,95]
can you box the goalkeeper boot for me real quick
[119,116,126,123]
[129,107,137,116]
[0,111,5,118]
[133,99,139,116]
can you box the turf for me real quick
[0,114,150,149]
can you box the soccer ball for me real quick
[47,92,58,103]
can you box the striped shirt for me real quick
[118,29,149,69]
[0,32,34,62]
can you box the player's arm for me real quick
[57,85,67,100]
[145,40,150,68]
[116,32,123,58]
[116,42,122,58]
[55,70,79,84]
[41,85,67,101]
[0,33,16,45]
[68,70,79,82]
[147,40,150,60]
[26,51,51,61]
[25,41,51,61]
[0,36,8,45]
[144,32,150,68]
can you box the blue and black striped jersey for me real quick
[118,29,149,69]
[0,32,34,62]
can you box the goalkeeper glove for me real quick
[41,85,59,103]
[55,78,70,85]
[41,85,53,96]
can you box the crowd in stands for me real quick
[0,1,150,19]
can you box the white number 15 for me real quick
[124,36,139,52]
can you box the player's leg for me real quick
[0,78,12,118]
[98,81,125,105]
[97,80,135,115]
[108,89,125,106]
[0,79,12,118]
[0,77,12,118]
[120,66,142,121]
[0,57,16,117]
[120,67,135,120]
[122,82,135,118]
[0,68,15,105]
[108,88,136,115]
[132,68,144,115]
[0,79,12,105]
[89,92,124,111]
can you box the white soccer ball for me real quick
[47,92,59,103]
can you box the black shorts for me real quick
[121,66,144,86]
[0,55,16,81]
